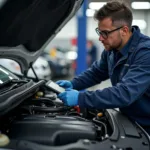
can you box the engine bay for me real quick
[0,74,150,150]
[0,82,110,145]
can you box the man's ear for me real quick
[121,26,129,36]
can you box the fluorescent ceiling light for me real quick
[132,20,147,30]
[86,9,95,17]
[89,2,106,10]
[131,2,150,9]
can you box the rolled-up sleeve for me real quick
[78,49,150,109]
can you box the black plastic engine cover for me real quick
[9,115,96,146]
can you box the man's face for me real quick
[97,17,123,51]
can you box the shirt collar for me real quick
[113,26,141,56]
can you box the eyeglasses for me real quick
[95,26,123,39]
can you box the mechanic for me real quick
[87,40,98,67]
[56,0,150,135]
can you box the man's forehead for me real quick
[98,17,113,30]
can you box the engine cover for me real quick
[9,115,96,146]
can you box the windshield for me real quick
[0,66,18,84]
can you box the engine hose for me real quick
[31,106,71,113]
[28,98,56,106]
[93,117,107,136]
[31,98,64,107]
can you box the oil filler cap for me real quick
[97,113,103,117]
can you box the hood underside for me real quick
[0,0,83,74]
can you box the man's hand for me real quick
[56,80,73,89]
[58,89,79,106]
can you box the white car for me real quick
[0,56,51,80]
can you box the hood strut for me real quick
[30,63,39,82]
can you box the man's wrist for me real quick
[70,81,74,89]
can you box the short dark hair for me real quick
[94,0,133,30]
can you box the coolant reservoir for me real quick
[0,133,10,146]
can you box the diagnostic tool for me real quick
[45,80,65,94]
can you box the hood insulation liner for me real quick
[0,0,75,51]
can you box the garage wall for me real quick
[54,10,150,39]
[46,10,150,59]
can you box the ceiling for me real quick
[89,0,150,2]
[88,0,150,11]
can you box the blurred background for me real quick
[1,0,150,89]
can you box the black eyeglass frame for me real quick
[95,26,123,39]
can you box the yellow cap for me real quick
[97,113,103,117]
[36,92,44,97]
[0,134,10,146]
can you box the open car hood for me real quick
[0,0,83,74]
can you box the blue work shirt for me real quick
[71,26,150,129]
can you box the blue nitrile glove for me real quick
[58,89,79,106]
[56,80,73,89]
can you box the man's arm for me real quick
[71,50,109,90]
[78,48,150,109]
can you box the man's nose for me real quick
[99,35,105,41]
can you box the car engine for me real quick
[0,78,150,150]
